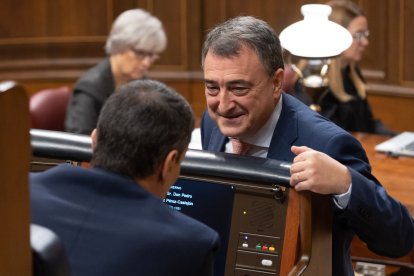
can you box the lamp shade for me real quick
[280,4,353,58]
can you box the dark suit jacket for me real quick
[201,92,414,276]
[30,164,220,276]
[65,58,115,135]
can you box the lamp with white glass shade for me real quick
[280,4,353,112]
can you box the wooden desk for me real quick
[352,133,414,271]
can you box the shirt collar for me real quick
[243,94,283,148]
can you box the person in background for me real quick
[65,9,166,134]
[32,79,220,276]
[290,0,394,135]
[200,15,413,276]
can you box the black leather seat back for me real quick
[31,224,71,276]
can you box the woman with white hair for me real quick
[65,9,167,135]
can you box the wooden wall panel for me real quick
[0,0,48,38]
[358,0,388,81]
[153,0,189,69]
[0,0,109,37]
[201,0,225,32]
[368,93,414,132]
[0,0,413,131]
[385,0,400,83]
[0,0,109,80]
[402,0,414,84]
[0,0,109,59]
[44,0,109,36]
[112,0,140,14]
[186,0,203,70]
[202,0,327,39]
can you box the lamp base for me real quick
[304,86,328,113]
[310,104,321,113]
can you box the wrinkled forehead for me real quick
[203,46,268,84]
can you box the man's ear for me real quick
[91,128,97,151]
[160,149,179,186]
[272,68,284,92]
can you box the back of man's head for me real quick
[91,79,194,179]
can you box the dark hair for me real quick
[326,0,365,28]
[91,79,194,178]
[201,16,284,77]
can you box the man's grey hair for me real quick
[105,9,167,55]
[201,16,284,77]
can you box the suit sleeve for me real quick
[325,133,414,258]
[65,85,101,135]
[197,231,220,276]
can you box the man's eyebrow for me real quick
[204,79,217,84]
[227,80,252,86]
[204,79,253,86]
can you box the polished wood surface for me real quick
[352,132,414,270]
[0,81,31,275]
[354,133,414,216]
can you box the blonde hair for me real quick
[326,0,366,102]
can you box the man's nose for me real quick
[217,90,235,111]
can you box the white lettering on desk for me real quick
[165,185,195,211]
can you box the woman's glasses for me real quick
[352,30,370,41]
[131,48,159,62]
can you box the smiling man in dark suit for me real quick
[199,15,414,276]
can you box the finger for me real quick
[291,145,312,156]
[293,153,307,164]
[290,170,305,186]
[294,180,311,192]
[290,162,305,175]
[292,171,314,192]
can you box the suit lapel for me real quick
[208,126,228,152]
[204,93,300,160]
[267,94,299,162]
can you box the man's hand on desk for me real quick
[290,146,352,195]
